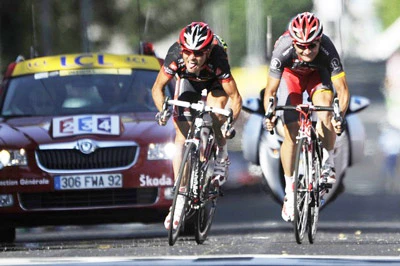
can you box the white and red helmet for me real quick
[288,12,323,44]
[179,22,214,50]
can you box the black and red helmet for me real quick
[179,22,214,50]
[288,12,323,44]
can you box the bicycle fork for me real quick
[306,143,314,205]
[313,138,332,207]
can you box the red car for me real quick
[0,52,175,242]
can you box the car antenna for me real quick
[80,0,92,53]
[137,1,154,55]
[137,0,144,54]
[30,0,39,58]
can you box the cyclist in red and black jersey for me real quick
[152,22,242,230]
[263,12,350,222]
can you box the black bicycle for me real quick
[163,96,234,246]
[266,97,342,244]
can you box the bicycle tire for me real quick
[168,142,194,246]
[293,137,310,244]
[308,140,322,244]
[195,145,218,244]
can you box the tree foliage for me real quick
[0,0,313,73]
[376,0,400,29]
[228,0,312,66]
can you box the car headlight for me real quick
[164,187,174,200]
[147,143,175,160]
[0,149,27,169]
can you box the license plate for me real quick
[54,174,122,190]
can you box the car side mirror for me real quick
[242,97,265,115]
[347,95,370,115]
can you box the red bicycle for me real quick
[265,97,342,244]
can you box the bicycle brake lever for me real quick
[227,108,233,124]
[333,98,343,136]
[224,109,236,139]
[162,96,170,111]
[333,98,340,120]
[264,97,275,135]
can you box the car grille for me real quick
[19,188,158,210]
[36,146,138,170]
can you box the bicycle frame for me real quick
[185,105,215,211]
[295,105,324,194]
[289,105,320,244]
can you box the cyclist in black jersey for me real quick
[263,12,350,222]
[152,22,242,230]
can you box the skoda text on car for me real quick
[0,52,175,242]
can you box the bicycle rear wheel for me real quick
[308,143,322,244]
[195,147,218,244]
[293,137,310,244]
[168,142,194,246]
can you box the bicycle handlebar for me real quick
[164,97,235,139]
[275,105,334,112]
[264,97,275,135]
[264,97,343,135]
[167,99,233,118]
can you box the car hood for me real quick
[0,113,175,146]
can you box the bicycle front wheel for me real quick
[195,147,218,244]
[308,141,322,244]
[293,137,310,244]
[168,142,194,246]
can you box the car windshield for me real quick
[1,69,170,116]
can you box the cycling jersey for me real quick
[270,32,345,124]
[269,32,344,80]
[163,35,233,121]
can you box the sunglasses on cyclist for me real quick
[294,42,319,51]
[181,47,208,57]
